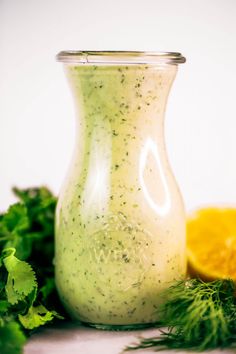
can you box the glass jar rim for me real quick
[56,50,186,65]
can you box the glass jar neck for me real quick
[66,63,177,134]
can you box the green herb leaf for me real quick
[0,186,64,354]
[0,321,26,354]
[0,203,32,260]
[18,304,56,330]
[40,277,56,301]
[0,300,9,312]
[1,204,29,234]
[126,279,236,352]
[3,248,37,305]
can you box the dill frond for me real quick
[125,279,236,351]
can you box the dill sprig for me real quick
[125,279,236,351]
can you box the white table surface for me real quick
[24,324,234,354]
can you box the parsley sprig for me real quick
[0,187,65,354]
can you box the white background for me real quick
[0,0,236,212]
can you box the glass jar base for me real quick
[82,321,154,331]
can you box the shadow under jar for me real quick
[55,51,186,330]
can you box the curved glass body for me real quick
[55,51,186,329]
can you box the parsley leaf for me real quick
[0,186,65,354]
[0,321,26,354]
[1,204,29,234]
[2,248,37,305]
[19,304,58,330]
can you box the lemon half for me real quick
[187,208,236,281]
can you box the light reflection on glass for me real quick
[81,130,111,216]
[139,137,171,216]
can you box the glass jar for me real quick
[55,51,186,329]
